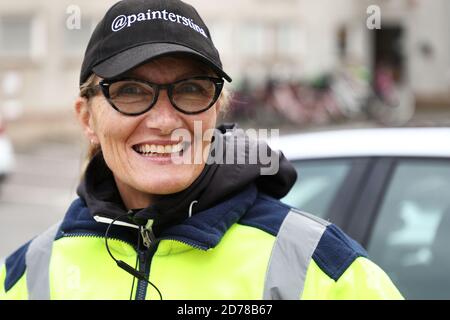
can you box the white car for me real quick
[0,117,14,182]
[273,128,450,300]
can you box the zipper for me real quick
[62,223,208,300]
[134,249,149,300]
[61,230,156,299]
[140,221,156,248]
[63,230,156,299]
[135,221,159,300]
[133,235,208,299]
[94,211,158,299]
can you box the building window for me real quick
[276,23,305,57]
[0,16,32,56]
[208,22,233,56]
[64,17,96,56]
[237,23,270,58]
[337,26,347,60]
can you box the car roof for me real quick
[271,127,450,160]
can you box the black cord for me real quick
[129,229,140,300]
[104,213,163,300]
[104,213,131,265]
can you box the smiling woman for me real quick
[1,0,403,301]
[76,55,224,209]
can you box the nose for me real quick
[143,89,183,134]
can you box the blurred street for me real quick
[0,142,82,260]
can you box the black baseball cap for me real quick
[80,0,232,86]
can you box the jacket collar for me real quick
[76,124,297,237]
[159,183,258,250]
[59,183,258,250]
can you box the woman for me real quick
[1,0,402,300]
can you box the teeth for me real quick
[136,143,183,155]
[157,145,165,153]
[173,143,181,153]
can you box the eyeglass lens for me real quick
[107,78,218,114]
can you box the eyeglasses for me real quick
[89,76,224,116]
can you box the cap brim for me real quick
[92,43,232,82]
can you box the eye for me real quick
[117,84,147,95]
[109,81,153,98]
[176,82,206,95]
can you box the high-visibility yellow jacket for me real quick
[1,184,403,300]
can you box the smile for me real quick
[132,141,187,156]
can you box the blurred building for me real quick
[0,0,448,115]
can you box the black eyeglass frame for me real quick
[88,76,225,116]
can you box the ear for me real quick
[74,96,99,144]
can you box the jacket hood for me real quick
[77,123,297,235]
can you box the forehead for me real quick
[126,55,213,81]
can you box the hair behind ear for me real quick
[79,74,98,98]
[217,87,232,117]
[77,73,101,178]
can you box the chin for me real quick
[139,181,189,195]
[135,170,197,195]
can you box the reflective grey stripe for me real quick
[263,210,330,300]
[25,223,61,300]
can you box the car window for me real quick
[281,160,352,218]
[366,160,450,299]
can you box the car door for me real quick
[282,157,373,226]
[355,157,450,300]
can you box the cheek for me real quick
[92,102,132,143]
[184,109,217,159]
[186,107,218,137]
[90,103,140,175]
[90,100,109,136]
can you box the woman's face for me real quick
[76,56,220,209]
